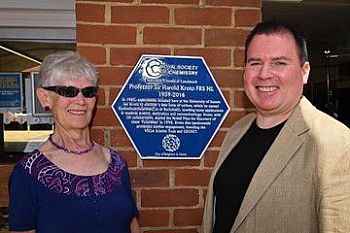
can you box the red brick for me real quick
[111,128,132,147]
[221,89,230,108]
[203,189,208,201]
[205,28,249,47]
[143,159,200,167]
[174,48,231,67]
[142,0,198,4]
[234,90,254,108]
[174,208,204,226]
[141,189,199,207]
[174,169,211,186]
[131,190,137,202]
[109,87,122,106]
[139,209,170,227]
[118,150,138,167]
[235,9,261,27]
[144,229,198,233]
[90,128,105,145]
[234,48,245,67]
[206,0,261,7]
[76,3,105,22]
[96,87,105,106]
[110,47,170,66]
[111,6,169,24]
[0,165,14,206]
[91,108,118,127]
[77,46,106,65]
[211,69,243,88]
[204,150,220,167]
[77,25,136,44]
[87,0,133,2]
[175,8,231,26]
[208,130,226,147]
[222,110,249,127]
[98,67,133,85]
[144,27,201,45]
[129,169,170,187]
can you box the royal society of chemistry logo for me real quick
[139,57,199,82]
[140,58,163,80]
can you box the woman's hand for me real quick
[130,217,140,233]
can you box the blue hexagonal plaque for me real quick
[112,55,229,159]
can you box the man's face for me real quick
[244,33,310,120]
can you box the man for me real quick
[202,20,350,233]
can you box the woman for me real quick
[9,51,140,233]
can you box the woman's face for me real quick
[46,79,96,132]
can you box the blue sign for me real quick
[0,73,23,112]
[112,55,229,159]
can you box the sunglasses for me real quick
[42,86,97,98]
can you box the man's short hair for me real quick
[245,20,308,65]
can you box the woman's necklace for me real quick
[48,134,95,155]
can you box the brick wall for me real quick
[76,0,261,232]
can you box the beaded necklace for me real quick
[48,134,95,155]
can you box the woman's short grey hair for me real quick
[39,51,98,87]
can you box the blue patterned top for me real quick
[9,149,138,233]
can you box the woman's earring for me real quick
[45,106,50,111]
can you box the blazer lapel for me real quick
[203,114,255,232]
[231,98,311,232]
[215,115,255,172]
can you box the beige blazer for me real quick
[202,97,350,233]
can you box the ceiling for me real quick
[0,41,75,72]
[0,0,75,72]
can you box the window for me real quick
[0,0,76,161]
[263,0,350,127]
